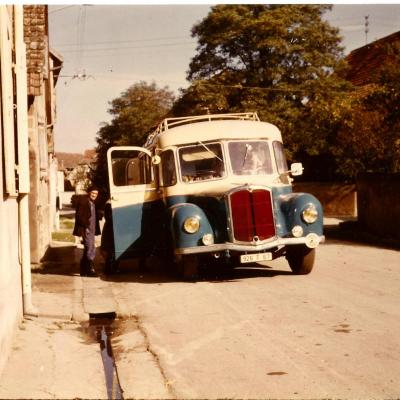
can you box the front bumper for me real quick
[175,233,325,255]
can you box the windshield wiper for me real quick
[242,143,252,167]
[197,141,223,162]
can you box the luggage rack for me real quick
[145,112,260,147]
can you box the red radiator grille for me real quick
[230,189,275,242]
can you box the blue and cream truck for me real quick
[103,112,324,278]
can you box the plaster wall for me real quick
[29,95,52,265]
[0,165,23,377]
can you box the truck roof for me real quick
[145,113,282,148]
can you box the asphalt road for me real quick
[108,237,400,399]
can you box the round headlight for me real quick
[202,233,214,245]
[292,225,304,238]
[183,217,200,233]
[302,204,318,224]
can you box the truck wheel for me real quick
[286,246,315,275]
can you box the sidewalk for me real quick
[0,242,115,399]
[0,237,173,400]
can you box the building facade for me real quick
[0,5,62,375]
[24,5,63,264]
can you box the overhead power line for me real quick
[58,40,197,54]
[75,5,87,72]
[49,5,76,14]
[181,81,353,94]
[53,35,191,48]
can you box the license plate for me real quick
[240,252,273,264]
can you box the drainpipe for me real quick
[15,5,38,316]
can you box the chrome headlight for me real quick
[202,233,214,245]
[292,225,304,237]
[302,204,318,224]
[183,216,200,233]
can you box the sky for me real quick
[48,4,400,154]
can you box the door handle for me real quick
[111,196,118,201]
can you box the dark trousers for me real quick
[82,228,96,261]
[80,229,96,274]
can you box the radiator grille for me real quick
[230,189,275,242]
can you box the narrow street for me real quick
[108,238,400,399]
[0,229,399,399]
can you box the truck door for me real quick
[107,146,159,260]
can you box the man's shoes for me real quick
[86,268,98,278]
[86,263,98,277]
[80,259,98,277]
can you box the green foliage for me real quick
[92,81,175,191]
[335,43,400,178]
[91,6,399,184]
[172,4,354,179]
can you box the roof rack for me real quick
[161,112,259,131]
[145,112,259,147]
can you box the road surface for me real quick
[106,237,400,399]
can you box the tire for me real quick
[286,246,315,275]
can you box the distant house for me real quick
[346,30,400,87]
[56,150,96,194]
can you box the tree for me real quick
[92,81,175,191]
[172,4,353,179]
[335,43,400,178]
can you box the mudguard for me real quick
[278,192,324,237]
[168,203,214,249]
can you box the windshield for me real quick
[179,142,225,183]
[228,141,273,175]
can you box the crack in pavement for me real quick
[133,314,178,399]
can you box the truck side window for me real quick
[111,149,152,186]
[160,150,177,187]
[272,141,288,174]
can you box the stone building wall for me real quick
[23,5,48,96]
[24,5,53,264]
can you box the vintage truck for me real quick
[102,112,324,278]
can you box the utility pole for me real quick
[364,15,369,45]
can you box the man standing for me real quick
[73,186,102,277]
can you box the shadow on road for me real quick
[324,220,400,250]
[36,242,300,283]
[99,257,293,285]
[35,244,80,276]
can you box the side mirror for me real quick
[152,155,161,165]
[290,162,303,176]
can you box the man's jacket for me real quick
[73,195,101,237]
